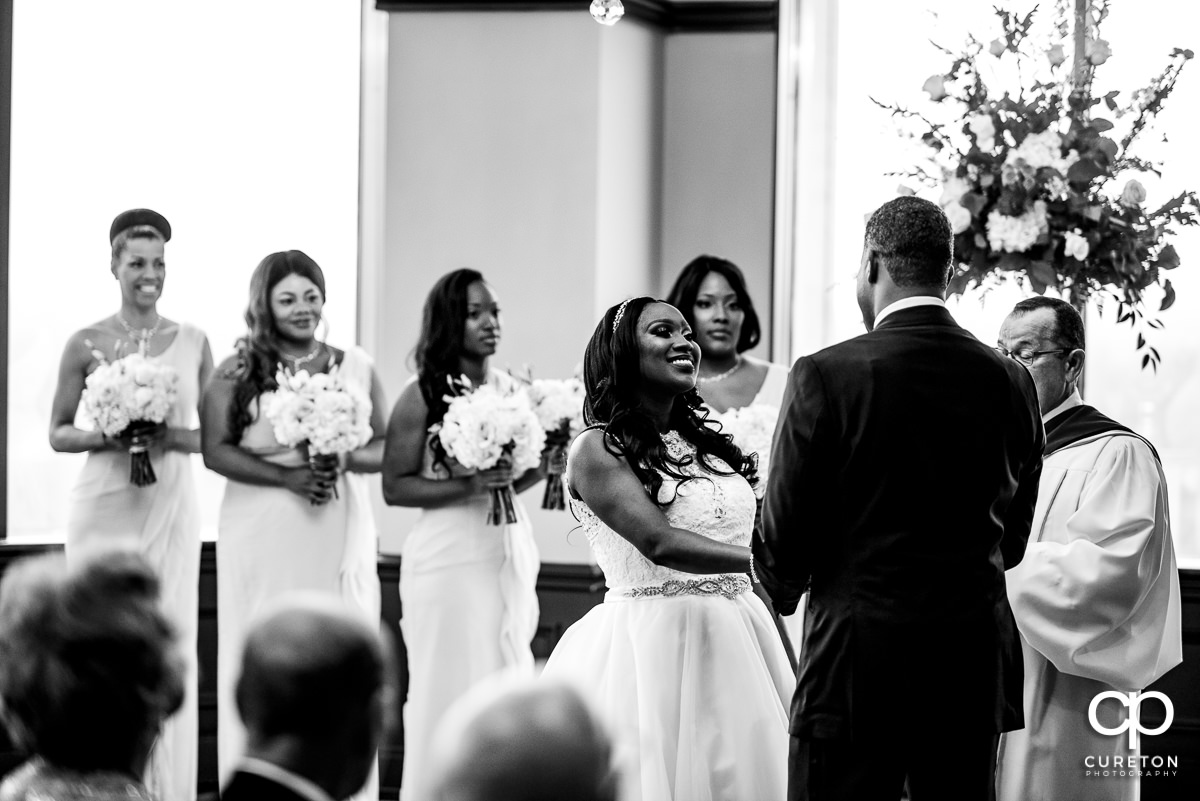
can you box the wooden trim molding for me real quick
[375,0,778,32]
[0,0,12,540]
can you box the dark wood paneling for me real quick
[0,0,11,541]
[375,0,778,32]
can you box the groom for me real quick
[756,196,1044,801]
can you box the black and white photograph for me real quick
[0,1,1196,800]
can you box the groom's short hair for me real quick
[864,196,953,289]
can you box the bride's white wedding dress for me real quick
[542,430,792,801]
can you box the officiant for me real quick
[995,296,1183,801]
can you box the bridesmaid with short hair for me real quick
[49,208,212,801]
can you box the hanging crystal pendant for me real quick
[590,0,624,26]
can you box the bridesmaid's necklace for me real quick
[281,343,324,369]
[698,355,742,384]
[117,312,161,354]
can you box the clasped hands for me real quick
[103,422,189,454]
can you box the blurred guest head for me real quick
[0,550,184,778]
[233,594,389,801]
[998,296,1086,415]
[426,676,619,801]
[858,196,954,329]
[665,255,762,358]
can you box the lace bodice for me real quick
[569,430,756,590]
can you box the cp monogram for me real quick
[1088,691,1174,750]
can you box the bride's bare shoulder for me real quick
[568,428,624,472]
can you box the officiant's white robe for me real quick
[997,398,1182,801]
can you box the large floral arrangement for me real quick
[437,380,546,524]
[879,1,1197,368]
[527,377,586,510]
[711,404,778,499]
[81,350,179,487]
[264,365,374,502]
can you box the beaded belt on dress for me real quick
[610,574,751,600]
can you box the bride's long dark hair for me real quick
[582,297,757,505]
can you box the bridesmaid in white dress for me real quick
[49,209,212,801]
[201,251,387,792]
[665,255,799,655]
[381,269,547,801]
[542,297,793,801]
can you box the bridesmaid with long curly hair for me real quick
[381,268,548,801]
[201,250,386,790]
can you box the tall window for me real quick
[6,0,362,539]
[823,0,1200,563]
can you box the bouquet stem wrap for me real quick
[125,420,159,487]
[489,483,520,526]
[309,451,341,503]
[488,452,519,526]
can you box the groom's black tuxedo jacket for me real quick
[756,304,1044,740]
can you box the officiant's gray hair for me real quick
[1009,296,1085,352]
[864,196,953,289]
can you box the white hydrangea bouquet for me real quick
[437,380,546,525]
[81,350,179,487]
[527,377,586,510]
[264,365,374,503]
[713,404,779,499]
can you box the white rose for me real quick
[1120,179,1147,208]
[989,39,1006,58]
[1046,44,1067,67]
[1086,38,1112,66]
[922,75,948,101]
[1064,231,1090,261]
[944,203,973,235]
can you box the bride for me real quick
[542,297,792,800]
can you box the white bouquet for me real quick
[713,404,779,498]
[264,365,374,502]
[437,381,546,524]
[527,377,586,510]
[81,351,179,487]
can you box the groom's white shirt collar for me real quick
[237,758,335,801]
[1043,389,1083,425]
[872,296,946,329]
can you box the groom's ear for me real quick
[865,250,880,284]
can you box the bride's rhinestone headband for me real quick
[611,298,633,335]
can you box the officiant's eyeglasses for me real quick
[994,347,1068,366]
